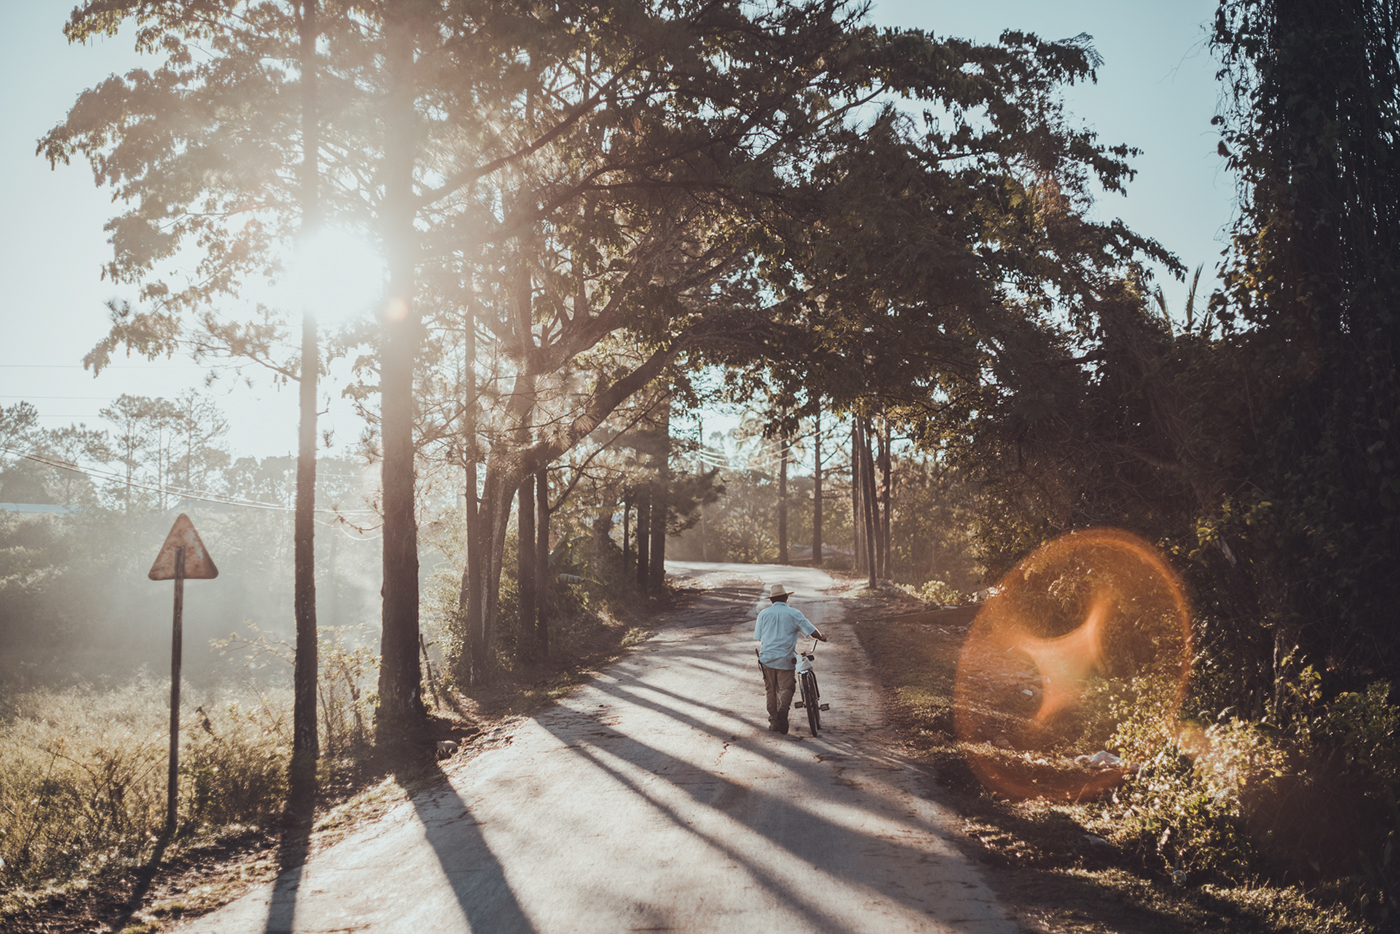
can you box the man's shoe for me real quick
[777,719,789,735]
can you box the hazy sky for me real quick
[0,1,1230,461]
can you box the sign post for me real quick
[148,514,219,836]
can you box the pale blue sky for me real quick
[0,1,1231,459]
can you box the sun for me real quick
[289,226,385,325]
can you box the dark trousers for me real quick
[760,663,796,727]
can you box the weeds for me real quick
[0,678,287,891]
[856,612,1385,934]
[0,624,380,904]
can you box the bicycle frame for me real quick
[792,638,830,735]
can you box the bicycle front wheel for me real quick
[801,673,820,736]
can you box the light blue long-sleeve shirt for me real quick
[754,601,817,669]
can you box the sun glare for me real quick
[953,528,1193,800]
[290,226,385,324]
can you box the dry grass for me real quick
[0,583,680,933]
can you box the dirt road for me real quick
[176,562,1017,934]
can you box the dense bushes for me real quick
[1089,670,1400,905]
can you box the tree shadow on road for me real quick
[392,758,539,934]
[261,759,316,934]
[591,652,938,814]
[535,689,996,932]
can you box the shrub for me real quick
[914,578,974,607]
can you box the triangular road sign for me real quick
[148,513,219,580]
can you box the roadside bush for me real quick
[913,578,975,607]
[1093,665,1400,901]
[426,523,655,686]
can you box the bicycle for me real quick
[791,638,830,736]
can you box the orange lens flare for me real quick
[954,528,1192,800]
[383,296,410,323]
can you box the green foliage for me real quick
[1203,0,1400,688]
[1320,683,1400,791]
[1087,666,1400,905]
[1111,741,1261,880]
[912,579,974,607]
[423,508,650,685]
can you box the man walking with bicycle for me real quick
[754,583,827,734]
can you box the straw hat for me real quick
[766,583,795,600]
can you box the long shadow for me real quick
[544,729,854,934]
[579,674,952,834]
[105,828,172,933]
[261,759,316,934]
[393,760,539,934]
[584,666,785,762]
[584,661,867,780]
[536,699,981,927]
[592,641,930,805]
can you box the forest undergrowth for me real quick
[858,609,1399,934]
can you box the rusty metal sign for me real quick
[148,514,219,580]
[148,513,219,835]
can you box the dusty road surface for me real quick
[177,563,1017,934]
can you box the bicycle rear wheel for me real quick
[801,673,820,736]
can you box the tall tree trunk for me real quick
[812,404,823,567]
[880,417,892,579]
[778,431,789,565]
[377,0,425,733]
[858,418,879,589]
[458,303,484,686]
[635,494,651,591]
[649,404,670,593]
[477,453,519,669]
[852,422,865,573]
[517,474,536,661]
[292,0,320,767]
[535,465,549,656]
[513,253,537,661]
[459,248,541,681]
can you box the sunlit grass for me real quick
[0,678,289,896]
